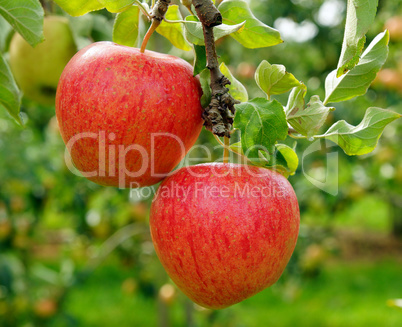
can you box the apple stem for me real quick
[140,0,171,53]
[214,134,251,164]
[223,136,230,163]
[140,20,160,53]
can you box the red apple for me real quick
[150,163,300,309]
[56,42,203,188]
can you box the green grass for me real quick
[235,260,402,327]
[55,259,402,327]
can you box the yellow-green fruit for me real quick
[9,16,76,105]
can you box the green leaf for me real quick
[218,0,282,49]
[91,14,113,42]
[258,144,298,177]
[324,30,389,104]
[274,144,298,176]
[219,62,248,102]
[0,53,22,125]
[97,0,135,13]
[199,69,211,108]
[193,45,206,76]
[0,0,44,47]
[52,0,104,17]
[156,5,191,51]
[0,15,12,52]
[286,84,306,116]
[315,107,401,155]
[255,60,301,98]
[337,0,379,77]
[68,15,93,50]
[184,15,245,46]
[229,141,243,155]
[287,93,335,137]
[233,98,288,159]
[113,5,140,47]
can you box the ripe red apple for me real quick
[150,163,300,309]
[56,42,203,188]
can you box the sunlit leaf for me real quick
[52,0,104,17]
[324,30,389,104]
[97,0,135,13]
[184,15,245,46]
[0,54,22,125]
[255,60,301,98]
[337,0,379,76]
[0,0,44,46]
[233,98,288,159]
[193,44,206,76]
[258,144,299,177]
[229,141,243,155]
[113,5,140,47]
[156,5,191,51]
[316,107,401,155]
[274,144,298,176]
[286,84,306,116]
[0,15,12,52]
[220,62,248,102]
[199,69,211,108]
[218,0,282,49]
[287,93,335,137]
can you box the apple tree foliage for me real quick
[0,0,400,176]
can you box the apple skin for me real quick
[56,42,203,188]
[9,16,76,105]
[150,163,300,309]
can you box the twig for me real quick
[135,0,152,20]
[39,0,50,13]
[182,0,195,15]
[192,0,239,138]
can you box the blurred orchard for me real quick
[0,0,402,326]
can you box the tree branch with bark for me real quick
[143,0,238,138]
[192,0,238,138]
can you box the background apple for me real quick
[9,16,76,105]
[384,16,402,42]
[56,42,204,188]
[150,163,300,309]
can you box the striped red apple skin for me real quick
[150,163,300,309]
[56,42,203,188]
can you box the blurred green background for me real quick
[1,0,402,326]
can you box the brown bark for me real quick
[192,0,238,137]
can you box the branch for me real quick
[39,0,51,13]
[151,0,171,21]
[192,0,238,138]
[192,0,222,27]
